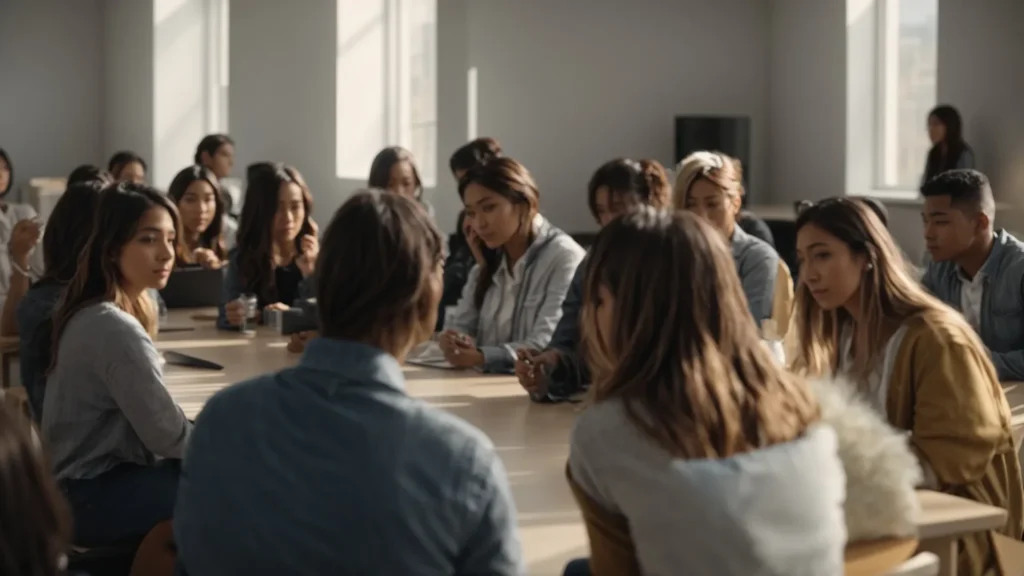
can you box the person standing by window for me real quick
[922,105,975,185]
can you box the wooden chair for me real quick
[130,520,176,576]
[844,537,918,576]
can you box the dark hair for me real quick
[236,164,314,305]
[39,182,105,285]
[67,164,112,186]
[107,151,147,178]
[0,148,13,196]
[368,147,423,198]
[583,207,819,458]
[317,190,443,350]
[587,159,671,221]
[0,404,71,576]
[167,165,226,262]
[458,157,540,308]
[924,105,970,183]
[449,137,503,176]
[194,134,235,165]
[246,161,277,181]
[920,168,994,219]
[51,183,180,366]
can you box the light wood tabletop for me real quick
[155,309,1015,575]
[156,309,588,575]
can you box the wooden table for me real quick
[157,310,1014,575]
[916,490,1008,576]
[157,309,587,575]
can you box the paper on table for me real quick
[406,340,455,369]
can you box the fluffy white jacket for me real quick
[810,376,923,541]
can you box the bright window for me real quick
[204,0,230,133]
[876,0,938,189]
[336,0,437,186]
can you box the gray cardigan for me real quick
[42,302,191,481]
[447,215,585,373]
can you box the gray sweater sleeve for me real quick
[99,312,192,458]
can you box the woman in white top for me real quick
[567,207,844,575]
[195,134,239,250]
[0,148,43,332]
[439,157,585,373]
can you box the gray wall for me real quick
[102,0,155,172]
[937,0,1024,204]
[229,0,342,228]
[0,0,104,198]
[767,0,847,205]
[447,0,771,234]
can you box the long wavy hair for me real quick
[458,157,540,308]
[235,163,314,305]
[167,164,226,263]
[50,183,180,369]
[582,207,819,458]
[0,405,71,576]
[789,198,950,380]
[924,105,971,184]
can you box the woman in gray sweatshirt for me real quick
[42,182,192,549]
[439,157,585,374]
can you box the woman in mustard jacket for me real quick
[791,197,1023,575]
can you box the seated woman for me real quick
[675,151,778,328]
[439,157,585,373]
[0,148,44,331]
[14,182,104,420]
[195,134,239,249]
[923,104,975,185]
[108,150,147,184]
[167,165,226,269]
[515,158,671,401]
[219,163,318,329]
[175,191,522,574]
[0,403,72,576]
[567,208,845,575]
[438,138,504,330]
[368,146,433,217]
[791,197,1024,575]
[42,182,192,549]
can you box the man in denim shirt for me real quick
[921,170,1024,381]
[174,191,522,575]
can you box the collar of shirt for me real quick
[299,338,406,393]
[957,232,1000,284]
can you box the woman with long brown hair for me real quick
[792,197,1023,574]
[439,157,585,373]
[0,404,71,576]
[43,182,192,551]
[219,163,318,329]
[566,207,845,575]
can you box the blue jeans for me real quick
[63,460,181,547]
[563,558,591,576]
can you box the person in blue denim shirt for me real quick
[513,159,672,402]
[921,169,1024,381]
[175,190,522,576]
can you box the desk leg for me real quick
[919,537,957,576]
